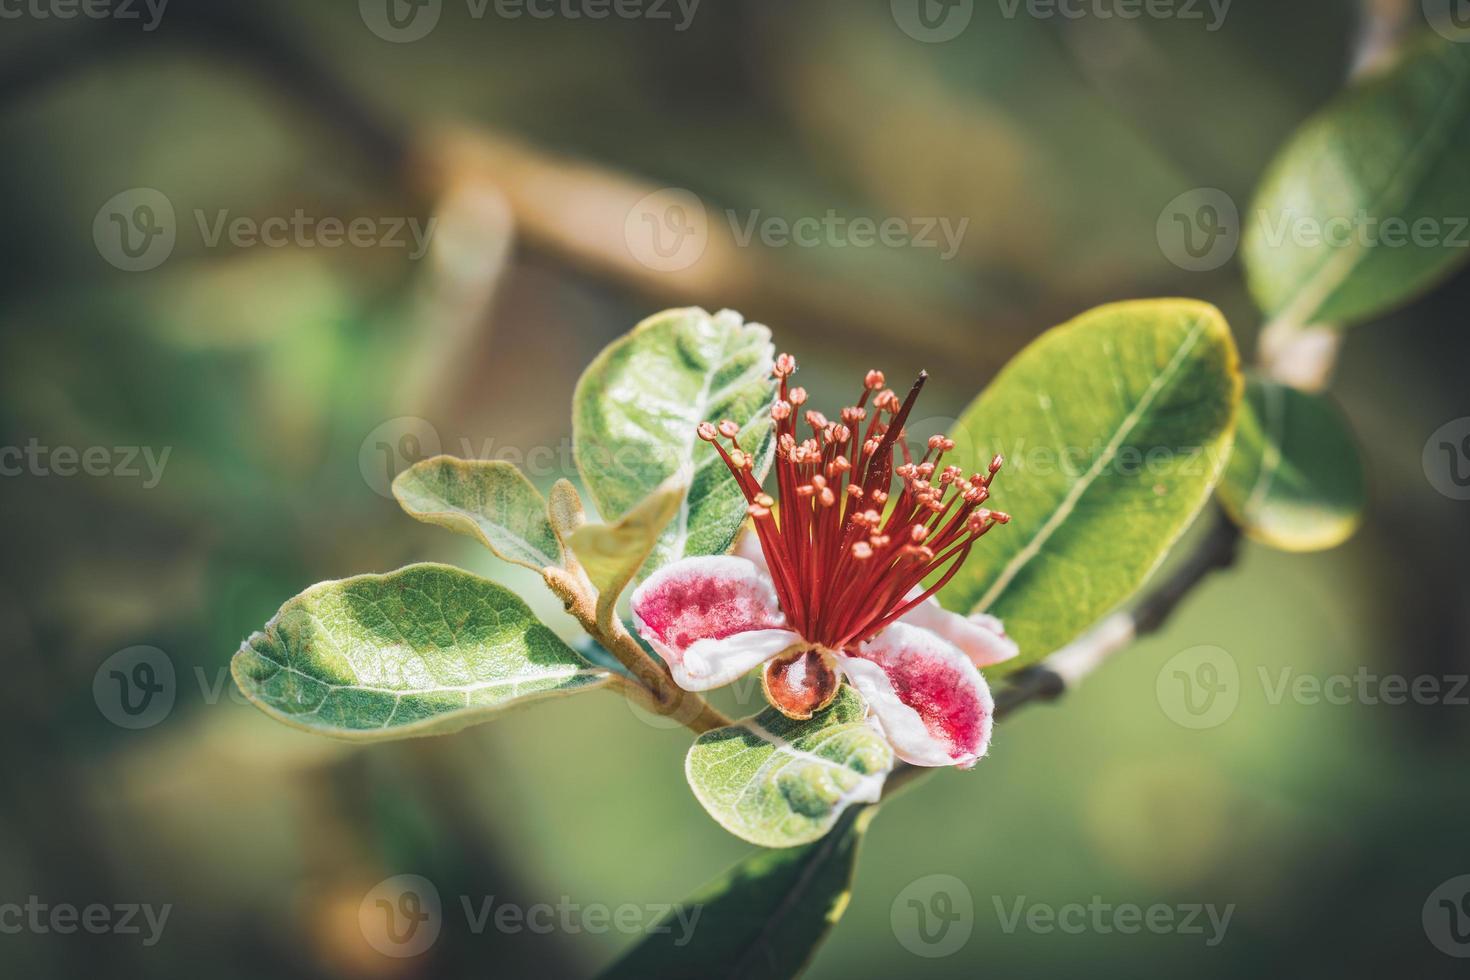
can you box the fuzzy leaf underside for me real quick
[685,688,893,848]
[232,563,609,739]
[573,307,776,577]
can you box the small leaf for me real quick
[232,563,609,739]
[569,467,690,630]
[685,687,892,848]
[573,307,776,577]
[943,299,1242,667]
[1243,35,1470,328]
[1218,377,1365,552]
[547,478,588,552]
[598,806,873,980]
[392,456,563,571]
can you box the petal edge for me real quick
[630,555,796,691]
[838,622,994,768]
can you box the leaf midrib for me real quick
[724,808,865,980]
[1265,45,1470,329]
[973,314,1210,614]
[398,475,560,569]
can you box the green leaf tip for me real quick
[392,455,564,571]
[1218,377,1365,552]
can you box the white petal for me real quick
[630,555,792,691]
[838,622,994,768]
[899,590,1020,668]
[678,629,802,691]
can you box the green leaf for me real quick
[942,299,1242,666]
[232,563,609,739]
[1243,35,1470,328]
[1218,377,1365,552]
[392,456,563,571]
[599,806,873,980]
[573,308,776,576]
[569,467,689,630]
[685,687,892,848]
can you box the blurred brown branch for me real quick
[1,2,1037,374]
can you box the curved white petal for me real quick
[679,629,801,691]
[630,555,795,691]
[838,622,994,768]
[898,591,1020,668]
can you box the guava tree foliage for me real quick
[231,33,1470,979]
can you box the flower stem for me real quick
[543,567,733,733]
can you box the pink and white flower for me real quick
[631,356,1019,768]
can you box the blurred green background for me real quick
[2,1,1468,977]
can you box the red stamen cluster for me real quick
[698,354,1009,651]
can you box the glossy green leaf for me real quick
[942,299,1242,666]
[569,467,689,630]
[232,563,609,739]
[599,806,873,980]
[685,687,892,848]
[1218,378,1364,552]
[392,456,563,571]
[1243,35,1470,328]
[573,308,776,577]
